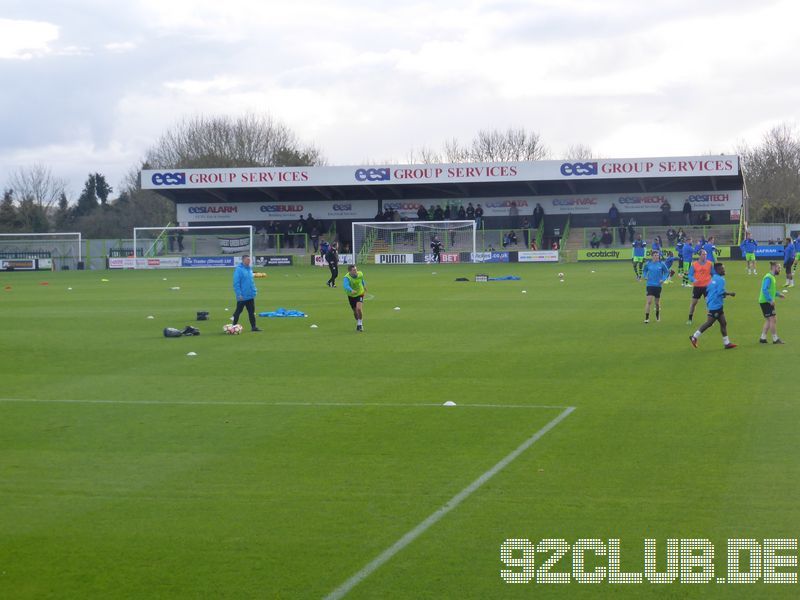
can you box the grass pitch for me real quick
[1,261,799,598]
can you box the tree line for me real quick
[1,115,798,237]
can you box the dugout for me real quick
[142,155,744,248]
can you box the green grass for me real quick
[1,262,799,598]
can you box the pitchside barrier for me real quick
[578,247,735,261]
[369,250,559,264]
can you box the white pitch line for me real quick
[323,406,576,600]
[0,398,570,409]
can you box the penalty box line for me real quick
[323,405,576,600]
[0,398,570,409]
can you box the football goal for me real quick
[0,232,82,270]
[132,225,253,269]
[351,220,477,264]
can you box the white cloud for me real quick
[104,41,137,53]
[1,0,800,194]
[0,18,59,60]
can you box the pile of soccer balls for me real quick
[223,323,244,335]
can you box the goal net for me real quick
[132,225,253,269]
[352,221,476,264]
[0,232,82,270]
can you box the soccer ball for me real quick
[223,323,243,335]
[558,272,564,278]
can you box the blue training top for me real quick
[632,239,646,258]
[643,260,669,287]
[740,238,758,254]
[706,272,727,311]
[702,241,717,262]
[681,242,696,263]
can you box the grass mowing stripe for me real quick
[0,398,569,408]
[323,405,576,600]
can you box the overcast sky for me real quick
[1,0,798,198]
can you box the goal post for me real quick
[132,225,253,269]
[0,232,82,270]
[351,220,476,264]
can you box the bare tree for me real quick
[739,123,800,223]
[564,144,596,161]
[145,113,325,169]
[8,164,66,210]
[411,128,548,163]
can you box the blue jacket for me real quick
[643,260,669,287]
[681,242,696,263]
[233,262,257,300]
[740,238,758,254]
[632,239,646,258]
[706,273,727,311]
[702,241,717,262]
[784,243,796,262]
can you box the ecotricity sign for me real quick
[143,156,739,189]
[177,200,378,222]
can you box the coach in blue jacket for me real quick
[232,255,262,332]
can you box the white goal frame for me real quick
[351,220,477,264]
[0,232,82,269]
[133,225,253,269]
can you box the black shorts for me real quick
[707,308,724,320]
[348,295,364,309]
[692,286,708,299]
[785,260,794,271]
[760,302,776,318]
[646,286,662,298]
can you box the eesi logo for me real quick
[151,172,186,186]
[332,204,352,211]
[355,168,390,182]
[560,162,598,177]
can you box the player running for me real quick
[643,250,669,323]
[782,237,795,288]
[690,262,736,349]
[632,234,647,280]
[680,237,696,286]
[325,241,339,287]
[793,234,800,275]
[687,249,713,325]
[759,261,785,344]
[662,250,678,283]
[343,264,367,332]
[740,232,758,275]
[702,236,717,262]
